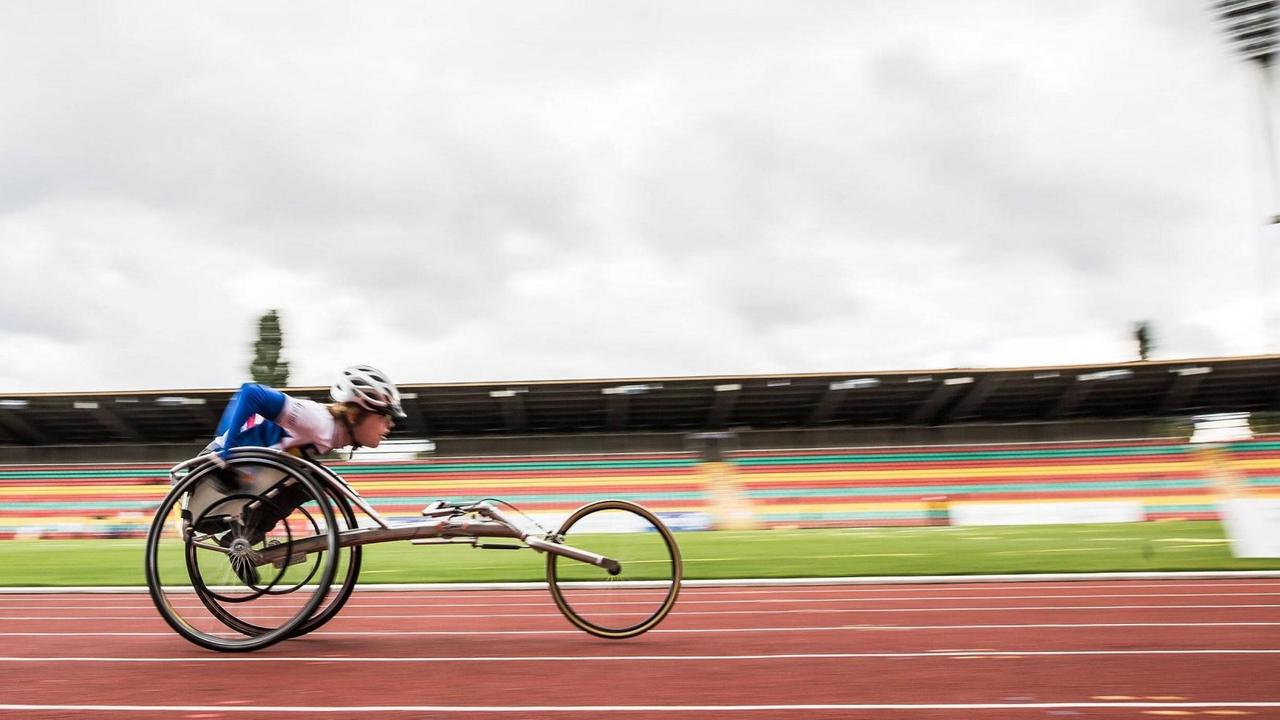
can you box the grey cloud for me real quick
[0,0,1269,391]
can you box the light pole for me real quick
[1213,1,1280,350]
[1215,1,1280,220]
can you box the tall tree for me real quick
[249,309,290,386]
[1134,321,1154,361]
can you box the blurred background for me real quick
[2,0,1280,581]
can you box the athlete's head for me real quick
[330,365,406,448]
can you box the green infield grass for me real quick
[1,520,1278,587]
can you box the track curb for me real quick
[4,570,1280,593]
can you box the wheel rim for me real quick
[546,500,681,638]
[185,491,328,636]
[145,460,337,651]
[288,481,362,638]
[186,492,300,604]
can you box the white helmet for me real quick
[330,365,406,418]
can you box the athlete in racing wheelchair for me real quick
[200,365,405,583]
[149,364,683,652]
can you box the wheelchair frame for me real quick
[169,448,621,573]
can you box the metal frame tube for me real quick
[526,536,618,572]
[254,516,612,571]
[305,460,393,529]
[172,447,622,575]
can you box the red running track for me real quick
[0,579,1278,719]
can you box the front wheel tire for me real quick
[545,500,682,639]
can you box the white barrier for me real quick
[1218,498,1280,557]
[949,500,1145,526]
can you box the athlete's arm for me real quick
[215,383,288,458]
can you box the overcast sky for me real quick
[0,1,1272,392]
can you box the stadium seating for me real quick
[1,438,1278,539]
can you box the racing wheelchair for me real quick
[144,447,683,652]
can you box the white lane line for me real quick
[242,590,1280,601]
[2,702,1280,713]
[665,581,1280,591]
[358,598,1280,607]
[6,582,1280,604]
[3,621,1280,637]
[1,649,1279,663]
[5,606,1277,619]
[13,594,1280,609]
[421,592,1280,600]
[11,592,1280,611]
[6,604,1278,621]
[5,572,1280,595]
[2,576,1280,599]
[0,583,1123,597]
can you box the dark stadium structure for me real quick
[1,355,1278,462]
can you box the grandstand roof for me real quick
[2,354,1279,446]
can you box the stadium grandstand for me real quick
[2,354,1279,539]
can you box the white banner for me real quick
[1218,498,1280,558]
[949,500,1145,527]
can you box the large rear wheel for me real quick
[289,478,361,638]
[545,500,681,639]
[144,456,339,652]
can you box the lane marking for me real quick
[9,600,1280,620]
[1,702,1279,713]
[12,591,1280,607]
[5,582,1280,606]
[7,603,1278,622]
[1,649,1278,663]
[9,592,1280,611]
[0,585,1270,604]
[5,621,1280,637]
[4,572,1280,595]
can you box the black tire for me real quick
[144,454,338,652]
[194,484,361,639]
[546,499,682,639]
[175,452,363,639]
[288,479,361,638]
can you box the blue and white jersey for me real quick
[209,383,342,458]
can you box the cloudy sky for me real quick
[0,1,1271,392]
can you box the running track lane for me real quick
[0,579,1278,719]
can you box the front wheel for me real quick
[545,500,682,639]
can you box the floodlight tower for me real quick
[1215,1,1280,222]
[1213,1,1280,351]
